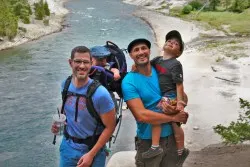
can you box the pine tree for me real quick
[44,1,50,16]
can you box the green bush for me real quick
[182,5,193,14]
[13,2,23,16]
[214,98,250,144]
[44,1,50,16]
[188,0,203,10]
[18,27,27,32]
[230,0,250,12]
[169,6,183,16]
[43,19,49,26]
[34,0,50,20]
[22,16,30,24]
[0,0,18,39]
[209,0,221,11]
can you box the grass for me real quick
[181,9,250,35]
[199,39,241,50]
[224,52,248,60]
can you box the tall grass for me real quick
[183,9,250,35]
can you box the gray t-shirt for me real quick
[151,56,183,95]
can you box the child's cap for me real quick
[165,30,184,54]
[90,46,111,58]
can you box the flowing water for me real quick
[0,0,158,166]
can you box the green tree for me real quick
[34,0,45,20]
[182,5,193,14]
[44,1,50,16]
[209,0,221,10]
[0,0,18,39]
[214,98,250,144]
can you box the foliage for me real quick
[169,6,183,16]
[43,19,49,26]
[34,0,50,20]
[188,0,204,10]
[18,27,27,33]
[44,1,50,16]
[183,9,250,35]
[182,5,193,14]
[11,0,32,24]
[0,0,18,39]
[229,0,250,12]
[213,98,250,144]
[209,0,221,10]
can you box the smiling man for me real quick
[122,39,188,167]
[51,46,116,167]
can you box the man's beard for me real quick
[74,69,90,80]
[135,61,149,67]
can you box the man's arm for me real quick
[89,108,116,156]
[126,98,188,125]
[77,108,116,167]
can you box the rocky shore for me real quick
[0,0,69,51]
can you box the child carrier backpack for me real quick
[61,75,122,149]
[104,41,127,73]
[89,41,127,98]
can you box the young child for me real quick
[90,46,121,81]
[142,30,189,167]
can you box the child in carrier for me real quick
[90,45,121,81]
[139,30,189,167]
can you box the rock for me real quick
[107,151,136,167]
[193,126,199,130]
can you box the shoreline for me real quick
[0,0,69,51]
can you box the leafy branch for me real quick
[213,98,250,144]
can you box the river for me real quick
[0,0,158,166]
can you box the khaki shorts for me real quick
[135,135,178,167]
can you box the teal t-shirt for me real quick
[122,67,173,139]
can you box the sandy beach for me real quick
[0,0,69,51]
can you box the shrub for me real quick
[214,98,250,144]
[170,6,183,16]
[22,16,30,24]
[34,0,50,20]
[43,19,49,26]
[182,5,193,14]
[44,1,50,16]
[18,27,27,32]
[0,0,18,39]
[229,0,250,13]
[188,0,203,10]
[209,0,221,11]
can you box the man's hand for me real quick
[77,152,94,167]
[161,101,180,115]
[172,111,188,124]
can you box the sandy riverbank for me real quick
[0,0,69,51]
[107,1,250,167]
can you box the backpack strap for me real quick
[61,75,72,114]
[86,80,105,127]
